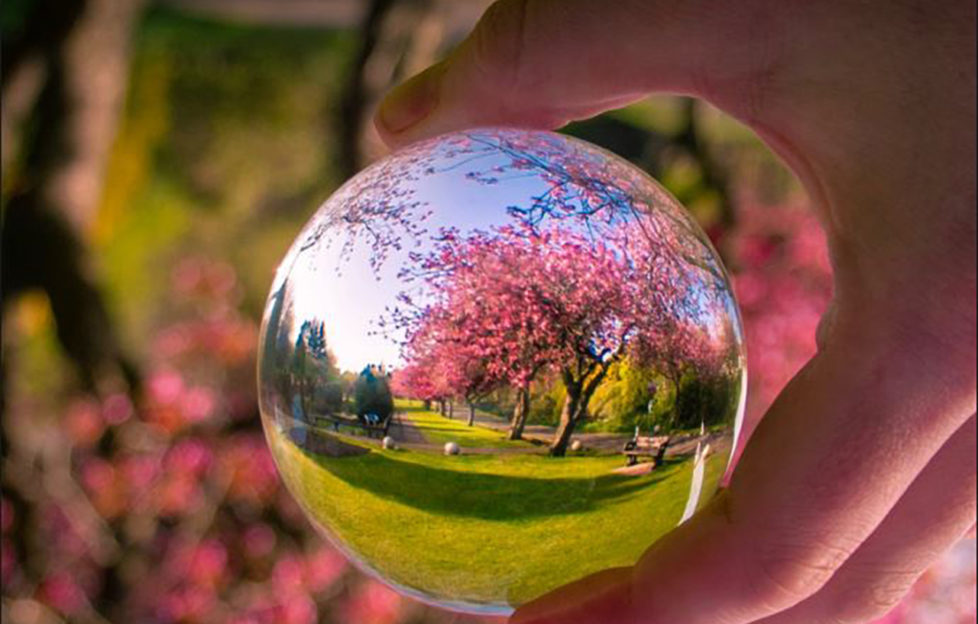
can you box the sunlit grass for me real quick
[268,424,727,612]
[400,407,534,450]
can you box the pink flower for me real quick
[338,581,402,624]
[38,572,88,615]
[303,548,347,594]
[279,595,316,624]
[64,398,104,447]
[1,539,17,587]
[182,386,217,423]
[271,554,305,596]
[148,369,186,404]
[102,392,133,425]
[242,524,276,560]
[188,539,228,589]
[165,438,213,475]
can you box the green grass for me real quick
[268,424,728,613]
[400,407,536,450]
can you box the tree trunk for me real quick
[550,365,610,456]
[507,386,530,440]
[467,403,476,427]
[550,384,581,456]
[423,399,431,411]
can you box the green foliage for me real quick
[0,0,35,35]
[586,359,666,432]
[502,356,739,435]
[95,7,357,344]
[672,368,741,430]
[353,366,393,420]
[527,381,563,427]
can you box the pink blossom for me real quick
[102,392,133,425]
[64,398,105,447]
[271,553,306,596]
[338,580,402,624]
[241,524,276,560]
[38,572,88,615]
[1,539,17,588]
[165,438,214,475]
[303,548,347,594]
[182,386,217,423]
[148,369,185,404]
[278,595,317,624]
[188,539,229,589]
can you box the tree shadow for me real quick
[291,437,689,521]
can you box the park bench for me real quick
[315,413,392,439]
[622,435,671,467]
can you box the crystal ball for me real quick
[258,128,746,615]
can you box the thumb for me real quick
[374,0,769,146]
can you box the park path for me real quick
[282,402,725,460]
[442,403,633,452]
[441,403,729,458]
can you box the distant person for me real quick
[376,1,976,622]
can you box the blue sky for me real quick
[287,147,549,372]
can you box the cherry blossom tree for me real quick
[395,222,733,455]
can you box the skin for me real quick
[373,1,977,622]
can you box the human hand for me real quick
[373,1,977,623]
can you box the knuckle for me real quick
[748,540,851,609]
[827,571,918,623]
[470,0,532,92]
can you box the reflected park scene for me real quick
[257,128,746,614]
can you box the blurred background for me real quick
[1,1,974,622]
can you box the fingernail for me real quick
[378,64,443,134]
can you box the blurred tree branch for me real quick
[2,0,143,395]
[336,0,455,177]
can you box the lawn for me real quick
[399,405,537,450]
[267,423,728,614]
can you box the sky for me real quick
[286,147,547,373]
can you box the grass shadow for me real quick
[294,439,686,521]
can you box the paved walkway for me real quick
[281,403,727,461]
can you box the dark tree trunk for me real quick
[507,385,530,440]
[550,382,582,457]
[550,364,611,456]
[467,403,476,427]
[336,0,397,179]
[423,399,431,411]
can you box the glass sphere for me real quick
[258,128,746,615]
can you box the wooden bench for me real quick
[315,413,392,439]
[623,435,671,467]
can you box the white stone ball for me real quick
[382,436,395,450]
[444,441,460,456]
[570,440,583,452]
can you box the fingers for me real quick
[375,0,776,147]
[637,319,974,623]
[629,319,975,623]
[510,567,634,624]
[754,414,976,624]
[511,320,975,624]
